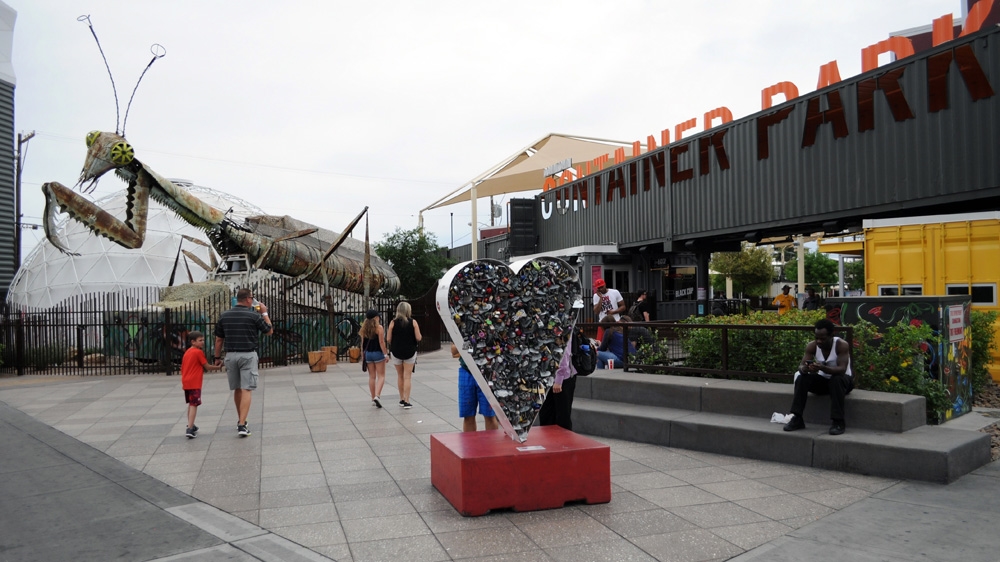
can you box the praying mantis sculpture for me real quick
[41,17,400,297]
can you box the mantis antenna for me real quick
[77,15,166,136]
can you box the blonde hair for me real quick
[395,301,412,322]
[359,316,380,339]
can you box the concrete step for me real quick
[572,398,991,483]
[575,371,926,433]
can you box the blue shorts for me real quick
[458,366,495,418]
[365,350,386,363]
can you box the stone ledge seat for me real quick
[571,372,990,483]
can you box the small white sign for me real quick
[948,305,965,343]
[516,445,546,452]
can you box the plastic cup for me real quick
[608,359,615,369]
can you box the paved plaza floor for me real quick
[1,348,999,561]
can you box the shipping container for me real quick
[822,212,1000,380]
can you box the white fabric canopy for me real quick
[422,133,640,212]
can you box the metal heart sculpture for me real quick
[437,257,582,442]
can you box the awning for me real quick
[421,133,641,212]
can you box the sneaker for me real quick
[829,421,846,436]
[191,425,199,435]
[373,397,382,409]
[403,401,413,409]
[783,415,806,432]
[238,424,251,437]
[185,427,196,439]
[399,400,406,407]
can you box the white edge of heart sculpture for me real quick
[436,257,583,443]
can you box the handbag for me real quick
[361,337,368,372]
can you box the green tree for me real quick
[783,250,838,288]
[710,245,773,297]
[844,258,865,291]
[374,227,455,298]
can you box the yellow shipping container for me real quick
[822,212,1000,380]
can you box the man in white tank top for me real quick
[783,318,853,435]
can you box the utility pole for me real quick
[15,131,36,268]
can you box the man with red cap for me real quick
[592,278,625,322]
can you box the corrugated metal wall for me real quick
[0,80,14,300]
[536,27,1000,253]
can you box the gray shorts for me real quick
[225,351,259,391]
[391,352,417,366]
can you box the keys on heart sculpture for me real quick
[437,257,583,442]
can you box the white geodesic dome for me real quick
[7,181,265,309]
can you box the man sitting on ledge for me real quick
[783,318,853,435]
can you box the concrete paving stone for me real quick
[157,470,201,490]
[259,502,340,527]
[336,495,418,521]
[612,459,658,476]
[629,528,743,562]
[434,526,538,559]
[634,453,712,472]
[330,480,405,502]
[359,426,421,438]
[146,543,263,561]
[665,466,745,485]
[592,508,698,538]
[310,543,353,561]
[385,461,431,480]
[145,460,207,479]
[233,510,260,525]
[271,521,348,548]
[167,502,268,542]
[633,485,727,509]
[708,520,795,550]
[260,472,329,493]
[200,493,261,513]
[146,450,211,466]
[695,480,786,502]
[971,458,1000,477]
[708,461,802,479]
[407,491,456,512]
[326,467,394,486]
[192,475,261,497]
[196,467,262,485]
[613,471,688,491]
[419,506,512,533]
[340,512,433,543]
[3,462,110,498]
[546,538,658,562]
[728,537,912,562]
[259,486,333,509]
[233,533,339,562]
[797,486,874,509]
[201,456,261,472]
[774,513,828,529]
[348,533,451,562]
[319,455,384,472]
[261,449,320,465]
[669,501,771,529]
[260,424,313,438]
[576,490,660,516]
[261,461,324,478]
[735,494,833,522]
[806,468,898,493]
[871,473,1000,515]
[754,472,844,494]
[508,510,621,549]
[260,433,315,447]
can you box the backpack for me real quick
[570,326,598,376]
[627,300,642,320]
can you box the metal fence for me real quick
[578,321,852,382]
[1,280,399,376]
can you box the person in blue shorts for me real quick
[452,344,499,432]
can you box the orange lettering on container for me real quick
[661,128,670,147]
[674,118,697,141]
[960,0,994,37]
[761,81,800,109]
[703,107,733,130]
[614,147,626,165]
[932,14,954,46]
[817,61,843,89]
[646,135,658,151]
[861,37,915,73]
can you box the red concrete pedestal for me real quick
[430,425,611,516]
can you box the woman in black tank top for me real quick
[360,310,388,408]
[386,302,422,408]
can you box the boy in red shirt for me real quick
[181,331,221,438]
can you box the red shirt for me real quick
[181,347,208,390]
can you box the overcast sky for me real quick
[8,1,964,259]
